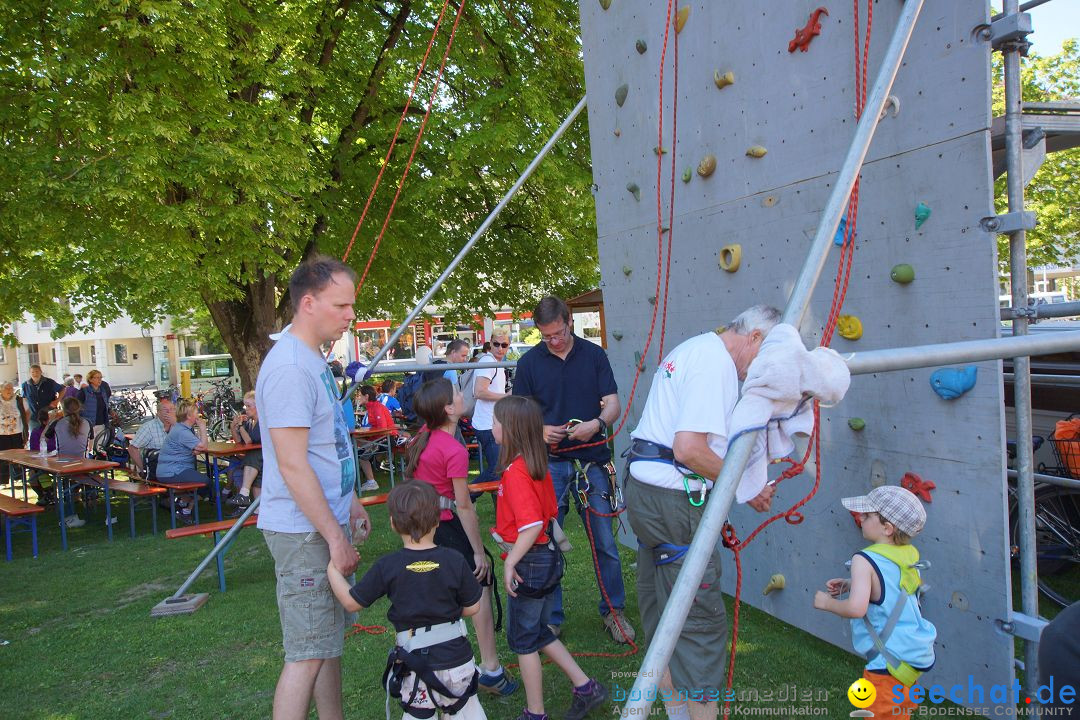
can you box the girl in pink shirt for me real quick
[406,377,519,697]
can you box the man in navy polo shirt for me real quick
[513,295,634,644]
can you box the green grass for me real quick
[6,462,1059,719]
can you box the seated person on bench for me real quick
[356,384,406,493]
[227,391,262,511]
[155,399,209,523]
[128,397,176,479]
[44,397,93,526]
[27,409,58,504]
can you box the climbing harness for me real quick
[622,438,708,508]
[382,619,479,720]
[651,542,690,566]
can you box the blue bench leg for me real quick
[129,496,137,539]
[31,516,38,558]
[151,497,158,535]
[105,482,114,542]
[4,516,11,562]
[168,490,177,530]
[212,530,227,593]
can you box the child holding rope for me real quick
[327,482,487,719]
[492,395,608,720]
[407,378,519,697]
[813,486,937,717]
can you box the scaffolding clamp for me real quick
[980,211,1036,235]
[982,11,1032,53]
[994,611,1047,643]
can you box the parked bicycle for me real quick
[108,381,155,427]
[198,378,239,441]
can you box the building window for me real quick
[90,345,97,365]
[37,318,55,331]
[113,343,129,365]
[50,347,57,365]
[27,344,40,366]
[0,346,6,363]
[68,346,82,365]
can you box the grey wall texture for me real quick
[578,0,1012,702]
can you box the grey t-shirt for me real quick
[256,331,357,533]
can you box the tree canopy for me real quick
[1,0,597,387]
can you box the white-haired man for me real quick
[624,305,780,720]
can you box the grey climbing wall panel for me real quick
[578,0,1011,704]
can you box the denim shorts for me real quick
[506,547,562,654]
[263,525,355,663]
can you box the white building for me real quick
[3,315,175,389]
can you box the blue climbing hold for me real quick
[834,217,848,246]
[930,366,977,400]
[915,202,932,230]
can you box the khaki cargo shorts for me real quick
[263,525,355,663]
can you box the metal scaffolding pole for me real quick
[620,1,926,714]
[1000,0,1041,695]
[340,96,587,400]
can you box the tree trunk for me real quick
[203,274,283,393]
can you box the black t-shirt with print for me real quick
[350,546,482,669]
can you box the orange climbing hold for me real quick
[789,7,829,53]
[901,472,936,503]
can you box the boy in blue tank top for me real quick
[813,485,937,717]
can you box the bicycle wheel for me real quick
[208,416,231,442]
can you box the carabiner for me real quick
[683,474,706,507]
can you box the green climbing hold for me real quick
[615,84,629,107]
[915,202,931,229]
[890,263,915,284]
[612,330,624,341]
[848,418,866,431]
[647,295,657,305]
[622,265,633,276]
[626,182,640,201]
[636,39,647,54]
[682,168,693,183]
[599,0,612,9]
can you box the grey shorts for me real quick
[263,525,355,663]
[625,474,727,701]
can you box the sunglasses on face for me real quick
[491,342,509,348]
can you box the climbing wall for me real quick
[579,0,1011,704]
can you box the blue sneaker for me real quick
[478,669,520,696]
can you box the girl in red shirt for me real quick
[406,377,519,697]
[492,396,606,720]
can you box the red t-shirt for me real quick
[412,429,469,521]
[365,400,398,436]
[493,456,558,545]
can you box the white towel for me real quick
[728,324,850,503]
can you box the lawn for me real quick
[0,463,1067,719]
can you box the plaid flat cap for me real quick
[841,485,926,537]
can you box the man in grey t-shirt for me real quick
[257,255,370,720]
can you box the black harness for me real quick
[382,644,478,719]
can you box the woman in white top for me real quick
[0,382,30,485]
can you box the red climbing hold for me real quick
[851,510,863,529]
[901,472,936,503]
[788,7,829,53]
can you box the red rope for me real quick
[722,1,873,710]
[341,0,455,265]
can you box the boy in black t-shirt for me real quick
[328,482,487,719]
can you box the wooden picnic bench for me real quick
[0,494,46,561]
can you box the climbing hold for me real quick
[613,128,621,137]
[890,263,915,284]
[599,0,612,9]
[647,295,657,305]
[675,6,689,33]
[915,201,932,229]
[636,38,647,54]
[833,216,848,246]
[929,366,977,400]
[788,7,829,53]
[762,195,778,208]
[870,459,887,488]
[851,511,864,529]
[762,574,786,596]
[622,265,632,276]
[718,244,742,273]
[836,315,862,341]
[615,84,629,107]
[682,168,693,183]
[878,94,901,120]
[713,70,735,89]
[901,472,936,503]
[746,145,768,158]
[697,154,717,178]
[634,350,646,371]
[612,330,624,341]
[848,417,866,431]
[626,182,640,201]
[653,146,668,155]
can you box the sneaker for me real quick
[233,493,251,508]
[176,508,195,525]
[359,479,380,492]
[105,516,118,526]
[64,515,86,528]
[602,610,635,644]
[564,679,607,720]
[515,711,548,720]
[478,669,520,697]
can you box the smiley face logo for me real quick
[847,678,876,709]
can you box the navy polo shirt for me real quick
[512,335,618,463]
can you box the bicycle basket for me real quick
[1050,415,1080,480]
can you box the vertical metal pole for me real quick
[1001,0,1040,695]
[620,1,925,715]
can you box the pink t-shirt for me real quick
[412,429,469,521]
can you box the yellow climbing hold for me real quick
[718,244,741,273]
[714,70,735,89]
[837,315,863,341]
[697,154,716,178]
[675,6,689,33]
[746,145,768,158]
[763,574,786,596]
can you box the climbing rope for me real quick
[721,0,873,711]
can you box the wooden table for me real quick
[351,428,398,485]
[202,442,261,521]
[0,450,120,550]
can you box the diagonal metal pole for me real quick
[621,1,925,715]
[339,96,588,402]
